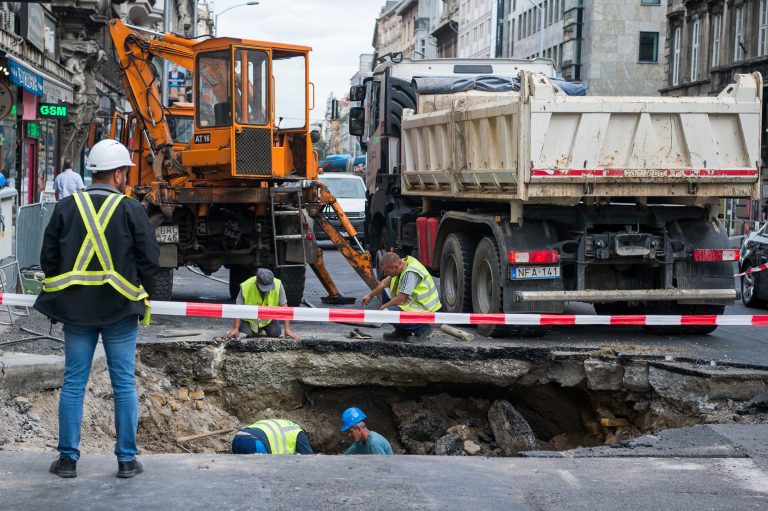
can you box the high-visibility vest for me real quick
[390,256,442,312]
[42,192,150,322]
[241,275,282,331]
[245,419,303,455]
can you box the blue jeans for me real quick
[59,315,139,462]
[382,290,431,336]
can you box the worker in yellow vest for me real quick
[227,268,298,339]
[232,418,313,455]
[362,252,442,341]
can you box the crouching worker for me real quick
[232,419,313,455]
[226,268,298,340]
[340,407,393,455]
[361,252,441,342]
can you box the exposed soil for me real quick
[2,338,768,458]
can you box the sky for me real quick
[215,0,384,123]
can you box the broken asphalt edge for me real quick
[0,346,106,395]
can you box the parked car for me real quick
[316,173,367,242]
[739,222,768,308]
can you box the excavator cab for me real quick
[186,41,316,180]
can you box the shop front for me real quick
[7,56,74,205]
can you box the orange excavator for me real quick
[105,19,376,303]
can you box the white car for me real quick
[317,172,367,242]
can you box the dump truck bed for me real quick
[400,72,762,205]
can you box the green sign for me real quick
[25,122,41,139]
[39,103,68,118]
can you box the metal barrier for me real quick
[16,201,56,295]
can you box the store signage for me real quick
[25,122,41,139]
[39,103,68,118]
[9,60,43,97]
[0,83,13,121]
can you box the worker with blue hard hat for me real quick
[232,418,313,455]
[340,407,393,455]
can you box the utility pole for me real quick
[161,0,172,107]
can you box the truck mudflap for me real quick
[514,288,737,303]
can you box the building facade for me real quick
[0,0,211,205]
[373,1,404,60]
[432,0,460,57]
[457,0,494,57]
[661,0,768,231]
[499,0,668,95]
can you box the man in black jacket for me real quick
[36,139,159,479]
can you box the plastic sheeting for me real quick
[411,75,587,96]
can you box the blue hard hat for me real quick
[253,439,268,454]
[340,407,367,432]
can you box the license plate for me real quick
[509,266,561,280]
[155,225,179,243]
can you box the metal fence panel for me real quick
[17,202,56,270]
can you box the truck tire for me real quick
[150,268,174,301]
[275,266,306,306]
[440,233,476,314]
[471,237,547,338]
[642,303,724,335]
[229,265,255,301]
[741,264,767,308]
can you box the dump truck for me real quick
[350,57,762,336]
[104,20,376,303]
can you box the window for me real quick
[641,0,661,4]
[690,20,700,80]
[734,6,744,61]
[672,26,681,85]
[168,114,194,144]
[712,14,721,67]
[197,50,233,128]
[234,49,270,126]
[272,50,307,130]
[639,31,659,63]
[760,0,768,56]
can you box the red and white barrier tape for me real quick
[3,293,767,327]
[735,263,768,278]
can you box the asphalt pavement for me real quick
[164,243,768,368]
[2,424,766,510]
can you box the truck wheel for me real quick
[642,304,724,335]
[229,265,255,301]
[150,268,174,301]
[593,302,638,315]
[471,237,548,338]
[275,266,306,306]
[741,265,767,308]
[440,233,476,313]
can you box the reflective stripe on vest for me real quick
[42,192,149,302]
[246,419,302,455]
[391,256,442,312]
[241,276,282,331]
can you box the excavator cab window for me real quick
[233,48,269,125]
[197,50,232,128]
[273,51,306,130]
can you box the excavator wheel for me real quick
[150,268,174,301]
[275,266,306,306]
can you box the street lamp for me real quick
[215,1,259,36]
[526,0,544,58]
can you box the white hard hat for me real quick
[86,139,135,173]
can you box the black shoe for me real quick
[117,458,144,479]
[49,456,77,478]
[382,330,409,341]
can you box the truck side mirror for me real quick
[350,85,366,102]
[349,107,365,137]
[310,129,321,143]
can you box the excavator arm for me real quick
[108,19,194,180]
[305,183,379,297]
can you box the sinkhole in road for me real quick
[3,338,767,457]
[127,339,768,456]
